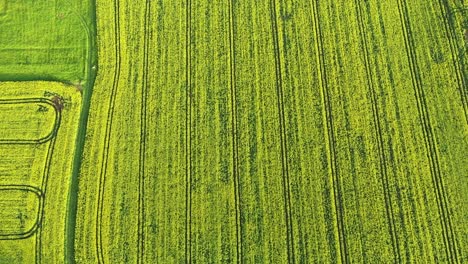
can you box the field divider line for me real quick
[64,0,98,260]
[397,1,459,262]
[138,0,152,262]
[37,135,58,264]
[95,0,122,263]
[35,104,61,263]
[309,0,348,262]
[227,0,242,262]
[185,0,193,262]
[270,0,294,262]
[354,1,400,262]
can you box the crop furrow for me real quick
[309,1,348,263]
[396,1,459,262]
[269,0,295,262]
[227,0,242,262]
[138,0,152,262]
[95,0,121,263]
[37,137,59,264]
[354,2,401,262]
[185,0,193,262]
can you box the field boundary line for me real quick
[137,0,152,262]
[397,1,459,262]
[354,1,400,262]
[185,0,193,262]
[270,0,294,262]
[65,0,99,261]
[227,0,242,262]
[37,134,59,264]
[95,0,122,262]
[309,0,348,262]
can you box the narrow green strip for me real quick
[64,0,98,262]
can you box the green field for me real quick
[1,0,467,263]
[0,0,94,82]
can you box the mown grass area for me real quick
[0,0,93,83]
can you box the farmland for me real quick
[0,82,82,263]
[1,0,468,263]
[0,0,95,262]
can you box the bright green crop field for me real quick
[0,0,467,263]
